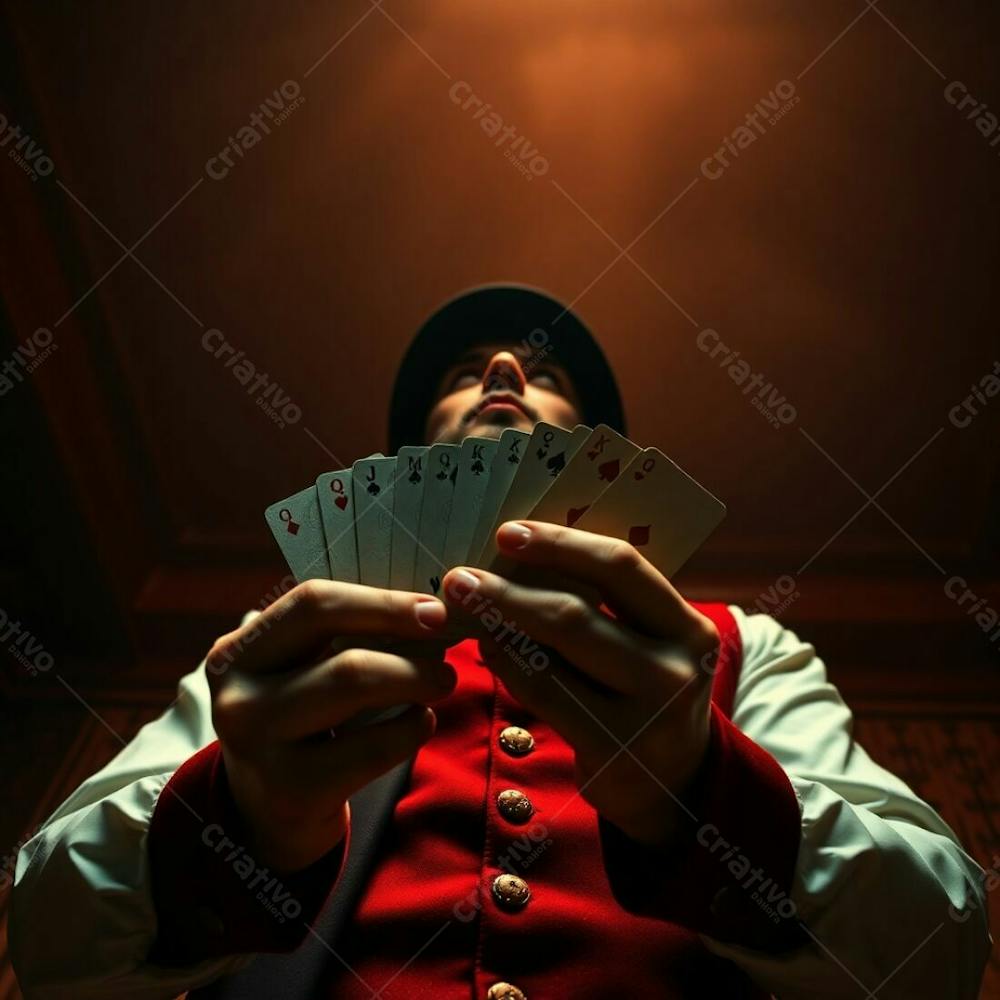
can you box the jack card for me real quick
[352,456,398,587]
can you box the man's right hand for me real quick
[205,580,456,874]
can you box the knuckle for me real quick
[546,522,569,547]
[291,578,334,615]
[547,592,590,630]
[379,586,402,619]
[691,613,720,662]
[490,573,512,603]
[211,684,256,744]
[330,648,374,692]
[205,634,239,679]
[605,537,641,572]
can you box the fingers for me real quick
[207,580,449,677]
[441,566,649,694]
[494,520,715,649]
[238,704,437,840]
[299,704,437,802]
[476,638,619,755]
[261,650,456,739]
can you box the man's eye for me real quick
[527,370,560,390]
[448,368,481,391]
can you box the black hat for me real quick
[388,284,625,452]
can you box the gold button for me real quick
[487,983,527,1000]
[498,725,534,756]
[491,872,531,910]
[497,789,534,823]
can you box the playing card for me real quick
[264,485,330,583]
[464,428,530,566]
[316,469,361,583]
[527,424,641,528]
[476,422,590,568]
[389,446,429,590]
[412,443,460,595]
[574,446,726,578]
[352,456,398,587]
[442,436,498,570]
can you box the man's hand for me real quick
[442,520,719,847]
[206,581,456,873]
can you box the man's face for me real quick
[425,342,582,444]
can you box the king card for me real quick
[526,423,641,529]
[465,428,530,566]
[442,436,498,570]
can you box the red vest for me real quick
[321,603,766,999]
[154,602,800,999]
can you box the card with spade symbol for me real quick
[389,445,429,589]
[352,456,398,587]
[443,435,499,571]
[525,423,641,530]
[464,428,530,566]
[266,427,726,605]
[574,446,726,579]
[265,430,725,733]
[413,443,461,595]
[476,421,589,569]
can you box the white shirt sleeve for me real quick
[10,637,255,999]
[702,607,992,999]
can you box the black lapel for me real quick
[189,757,413,1000]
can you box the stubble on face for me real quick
[424,346,581,445]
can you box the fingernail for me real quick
[446,569,481,600]
[414,599,446,630]
[498,522,532,550]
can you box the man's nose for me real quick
[482,351,527,395]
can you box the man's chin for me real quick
[431,411,535,445]
[465,410,534,438]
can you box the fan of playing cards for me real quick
[266,422,726,594]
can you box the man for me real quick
[10,286,991,998]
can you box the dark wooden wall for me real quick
[0,0,997,705]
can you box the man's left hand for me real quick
[441,520,720,847]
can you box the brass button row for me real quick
[490,728,534,996]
